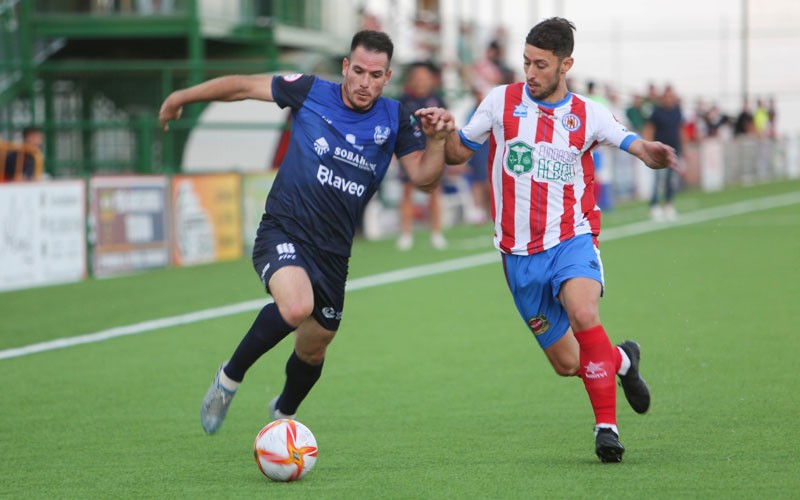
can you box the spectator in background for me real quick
[464,86,491,224]
[766,97,777,139]
[625,95,647,134]
[471,41,505,96]
[586,81,612,210]
[457,21,477,84]
[734,99,755,137]
[4,127,43,181]
[641,82,659,120]
[487,38,516,84]
[411,11,441,64]
[753,98,769,137]
[357,7,382,31]
[397,62,448,250]
[643,85,685,221]
[702,103,730,138]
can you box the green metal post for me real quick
[81,80,93,174]
[18,0,36,120]
[43,76,56,177]
[187,0,204,88]
[136,114,152,173]
[160,68,175,172]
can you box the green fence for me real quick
[1,0,326,176]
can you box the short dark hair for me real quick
[350,30,394,63]
[525,17,576,58]
[22,126,42,139]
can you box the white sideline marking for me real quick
[2,191,799,361]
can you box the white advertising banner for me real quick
[0,181,87,292]
[89,175,170,277]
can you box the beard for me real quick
[527,77,560,101]
[342,83,375,112]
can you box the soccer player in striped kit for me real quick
[440,18,678,462]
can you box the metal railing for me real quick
[30,0,320,29]
[0,0,23,105]
[32,0,189,15]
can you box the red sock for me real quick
[574,325,621,427]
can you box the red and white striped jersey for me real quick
[460,83,639,255]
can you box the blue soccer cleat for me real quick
[200,364,237,434]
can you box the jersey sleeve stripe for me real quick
[458,130,483,151]
[619,133,639,152]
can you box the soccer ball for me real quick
[254,419,318,482]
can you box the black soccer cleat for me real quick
[595,428,625,463]
[617,340,651,414]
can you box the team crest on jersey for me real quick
[283,73,303,82]
[562,113,582,132]
[408,115,423,138]
[528,314,550,336]
[505,141,534,175]
[314,137,330,156]
[513,104,528,118]
[374,125,390,145]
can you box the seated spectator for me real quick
[4,127,44,181]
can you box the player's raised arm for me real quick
[396,107,455,192]
[159,74,274,131]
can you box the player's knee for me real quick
[278,301,314,327]
[569,305,600,332]
[296,348,326,366]
[295,333,334,365]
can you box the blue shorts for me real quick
[501,234,604,349]
[252,215,349,331]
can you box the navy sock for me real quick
[276,351,323,415]
[223,303,294,382]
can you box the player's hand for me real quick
[415,107,455,140]
[642,140,678,170]
[158,93,183,132]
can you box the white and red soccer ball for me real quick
[254,419,318,482]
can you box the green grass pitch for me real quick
[2,180,799,499]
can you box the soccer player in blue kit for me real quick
[159,30,455,434]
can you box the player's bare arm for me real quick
[628,138,678,170]
[397,107,455,192]
[159,75,274,131]
[442,126,475,165]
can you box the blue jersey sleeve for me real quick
[271,74,316,111]
[394,102,425,158]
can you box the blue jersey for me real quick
[267,74,425,256]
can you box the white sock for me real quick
[617,347,631,376]
[275,408,295,419]
[219,367,240,392]
[594,424,619,436]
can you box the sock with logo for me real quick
[276,351,324,415]
[574,325,622,427]
[223,303,295,382]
